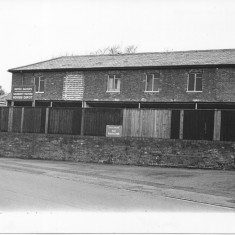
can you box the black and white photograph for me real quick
[0,0,235,233]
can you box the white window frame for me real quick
[145,74,160,92]
[34,77,45,93]
[107,75,121,92]
[187,73,203,92]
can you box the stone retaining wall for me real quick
[0,132,235,170]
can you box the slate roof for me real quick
[8,49,235,72]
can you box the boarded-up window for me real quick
[63,73,84,100]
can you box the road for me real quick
[0,157,234,212]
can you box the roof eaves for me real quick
[7,63,235,73]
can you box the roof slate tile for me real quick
[8,49,235,72]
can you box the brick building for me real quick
[8,49,235,109]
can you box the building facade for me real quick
[8,49,235,109]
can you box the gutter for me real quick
[7,64,235,73]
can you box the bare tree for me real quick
[91,45,138,55]
[92,47,110,55]
[0,86,5,96]
[108,45,122,54]
[125,45,138,54]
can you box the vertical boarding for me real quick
[8,107,13,132]
[220,110,235,141]
[0,107,9,132]
[12,107,22,132]
[141,109,155,137]
[122,109,132,137]
[83,108,122,136]
[179,110,184,139]
[45,108,49,134]
[153,110,171,139]
[164,110,171,139]
[20,107,24,133]
[131,109,141,137]
[170,110,180,139]
[183,110,214,140]
[213,110,221,141]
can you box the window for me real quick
[187,73,202,92]
[145,73,160,92]
[34,77,45,93]
[107,75,120,92]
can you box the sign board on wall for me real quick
[106,125,122,137]
[12,86,35,101]
[62,73,84,100]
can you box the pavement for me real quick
[0,157,235,212]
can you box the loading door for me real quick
[183,110,214,140]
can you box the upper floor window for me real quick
[187,73,202,92]
[34,77,45,93]
[107,75,120,92]
[145,73,160,92]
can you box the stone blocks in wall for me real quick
[0,132,234,170]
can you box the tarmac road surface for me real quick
[0,157,234,212]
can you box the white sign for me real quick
[106,125,122,137]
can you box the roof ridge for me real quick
[64,48,235,58]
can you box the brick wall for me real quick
[216,68,235,102]
[11,67,235,102]
[0,132,234,170]
[84,68,220,102]
[12,71,66,100]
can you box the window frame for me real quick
[187,73,203,92]
[34,76,45,93]
[144,73,160,92]
[106,75,121,92]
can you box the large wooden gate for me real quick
[23,107,46,133]
[220,110,235,141]
[83,108,123,136]
[122,109,171,138]
[183,110,214,140]
[48,108,82,135]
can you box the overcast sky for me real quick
[0,0,235,92]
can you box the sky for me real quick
[0,0,235,92]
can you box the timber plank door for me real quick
[154,110,171,139]
[220,110,235,141]
[183,110,214,140]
